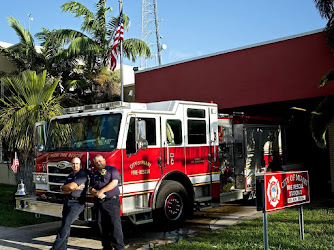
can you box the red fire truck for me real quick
[15,100,284,225]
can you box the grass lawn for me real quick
[159,202,334,249]
[0,184,59,227]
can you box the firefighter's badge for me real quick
[101,169,107,175]
[266,176,281,207]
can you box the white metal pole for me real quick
[119,0,124,102]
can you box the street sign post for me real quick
[259,171,310,249]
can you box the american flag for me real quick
[10,152,19,174]
[110,9,124,71]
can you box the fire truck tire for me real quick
[154,180,189,227]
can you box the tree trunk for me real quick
[16,154,35,195]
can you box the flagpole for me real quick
[119,0,124,102]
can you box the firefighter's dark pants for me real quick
[95,196,124,250]
[52,199,84,250]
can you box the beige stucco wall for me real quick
[0,163,17,185]
[0,55,16,73]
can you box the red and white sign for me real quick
[265,171,310,213]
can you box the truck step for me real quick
[122,207,152,216]
[220,189,244,203]
[198,204,213,211]
[195,196,212,202]
[133,218,153,225]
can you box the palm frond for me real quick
[8,16,35,48]
[67,36,101,56]
[310,95,334,148]
[122,38,152,61]
[95,0,108,30]
[60,1,95,33]
[314,0,334,19]
[47,29,87,47]
[318,70,334,87]
[47,36,99,67]
[324,17,334,51]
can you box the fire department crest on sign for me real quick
[267,176,281,207]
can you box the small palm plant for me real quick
[0,70,64,192]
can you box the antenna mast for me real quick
[141,0,165,68]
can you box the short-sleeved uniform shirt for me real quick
[64,169,88,199]
[90,166,120,198]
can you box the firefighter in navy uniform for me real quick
[51,157,88,250]
[90,154,124,250]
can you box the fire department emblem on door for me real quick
[267,176,281,207]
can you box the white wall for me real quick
[0,163,17,185]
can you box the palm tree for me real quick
[0,17,45,74]
[36,28,91,97]
[42,0,151,75]
[309,1,334,147]
[314,0,334,86]
[0,17,82,96]
[0,70,64,192]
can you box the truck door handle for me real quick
[166,142,169,166]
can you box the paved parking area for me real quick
[0,203,261,249]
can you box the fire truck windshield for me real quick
[45,114,122,152]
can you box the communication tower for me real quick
[141,0,166,68]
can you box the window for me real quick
[126,117,156,155]
[187,108,205,118]
[166,120,182,145]
[126,118,136,154]
[188,120,207,144]
[46,114,122,152]
[140,118,156,145]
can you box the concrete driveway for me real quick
[0,203,261,249]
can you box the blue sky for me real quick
[0,0,328,68]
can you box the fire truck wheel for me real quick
[154,180,189,227]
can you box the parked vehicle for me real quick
[16,100,284,226]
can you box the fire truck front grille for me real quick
[48,166,72,174]
[49,184,62,192]
[47,162,72,197]
[49,175,67,183]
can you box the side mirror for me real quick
[38,144,45,152]
[136,119,148,150]
[34,121,47,154]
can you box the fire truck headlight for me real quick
[33,173,47,184]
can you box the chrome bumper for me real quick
[15,196,94,221]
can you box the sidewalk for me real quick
[0,221,100,250]
[0,204,262,250]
